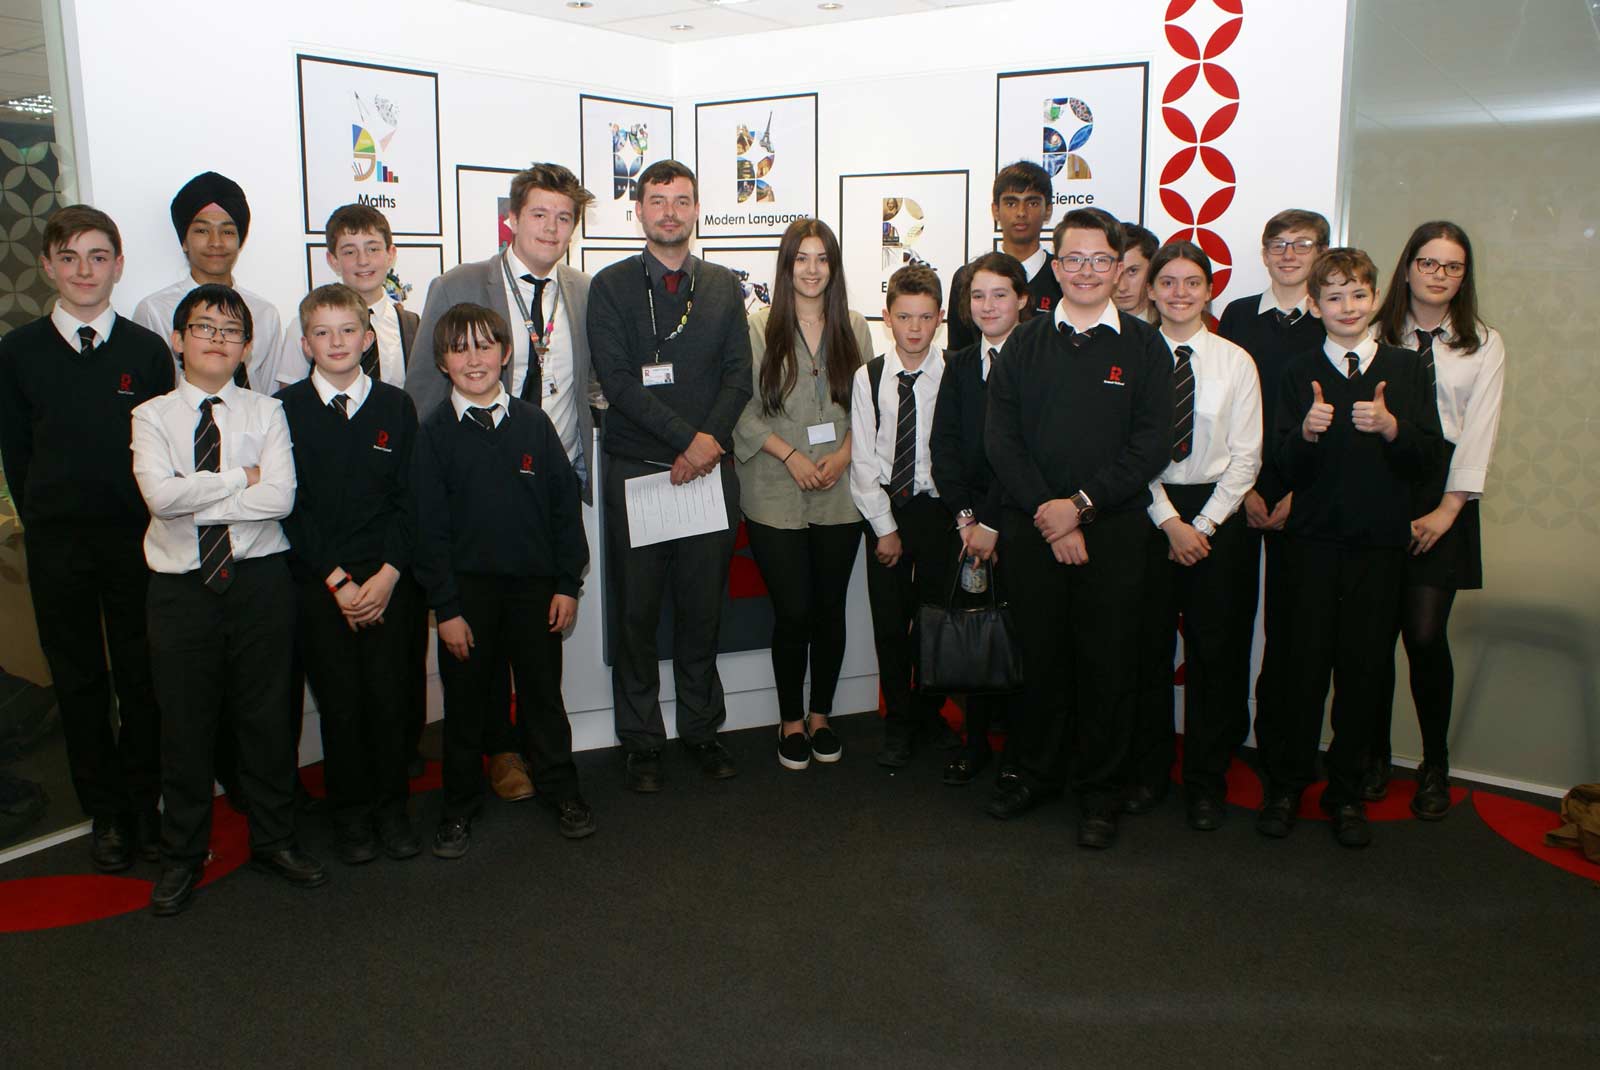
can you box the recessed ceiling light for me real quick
[669,23,694,31]
[565,1,592,8]
[818,2,844,9]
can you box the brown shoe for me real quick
[488,753,535,801]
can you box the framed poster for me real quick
[580,245,641,276]
[579,94,675,241]
[454,165,522,265]
[693,93,818,240]
[304,241,445,306]
[838,171,970,322]
[297,54,442,236]
[995,62,1149,230]
[700,246,778,315]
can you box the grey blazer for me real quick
[403,256,596,504]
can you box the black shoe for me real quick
[1360,760,1391,802]
[985,775,1058,820]
[1323,798,1372,848]
[942,750,990,786]
[555,798,597,840]
[1186,794,1225,831]
[251,847,330,887]
[90,816,132,873]
[809,724,842,764]
[433,816,471,859]
[1411,763,1452,821]
[687,739,737,780]
[876,732,913,769]
[1077,809,1118,849]
[1256,790,1302,839]
[334,819,379,865]
[135,807,162,863]
[778,725,811,771]
[625,749,664,793]
[149,863,203,916]
[406,753,427,780]
[376,814,422,859]
[1122,784,1164,816]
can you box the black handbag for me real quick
[916,555,1024,694]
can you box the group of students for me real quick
[0,155,1502,916]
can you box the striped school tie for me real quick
[194,397,235,594]
[1171,344,1195,463]
[1415,327,1444,389]
[888,371,920,501]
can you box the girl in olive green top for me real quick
[733,219,873,771]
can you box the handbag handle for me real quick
[945,547,1000,611]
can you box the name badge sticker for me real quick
[806,422,837,446]
[642,362,675,387]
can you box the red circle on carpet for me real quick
[1472,791,1600,884]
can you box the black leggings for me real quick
[1376,584,1458,766]
[744,519,862,723]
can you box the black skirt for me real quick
[1406,497,1482,590]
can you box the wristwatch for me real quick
[1191,515,1217,537]
[956,508,976,528]
[1069,491,1097,525]
[328,574,352,594]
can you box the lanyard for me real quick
[643,257,695,360]
[500,252,559,359]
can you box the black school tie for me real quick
[888,371,920,502]
[986,347,999,380]
[1171,344,1195,463]
[518,274,550,402]
[361,307,382,380]
[1058,322,1097,348]
[1346,352,1360,379]
[330,394,351,419]
[77,326,95,353]
[194,397,234,594]
[465,404,499,431]
[1415,327,1444,389]
[1274,308,1303,328]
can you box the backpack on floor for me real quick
[1543,783,1600,865]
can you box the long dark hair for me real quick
[760,219,862,416]
[1374,221,1483,354]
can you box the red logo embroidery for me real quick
[1108,365,1124,383]
[520,453,534,473]
[219,568,229,580]
[1038,297,1053,311]
[376,430,390,449]
[119,373,132,390]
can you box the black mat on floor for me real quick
[3,712,1597,1067]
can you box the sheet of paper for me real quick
[624,470,728,548]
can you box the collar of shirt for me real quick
[51,303,117,350]
[1323,334,1378,377]
[451,384,511,426]
[1019,246,1050,280]
[310,367,369,410]
[884,345,945,387]
[642,246,698,288]
[1258,291,1310,317]
[979,330,1014,380]
[1052,299,1122,336]
[368,294,398,330]
[1402,312,1453,346]
[176,375,245,411]
[1160,328,1208,360]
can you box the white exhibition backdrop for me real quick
[61,0,1351,761]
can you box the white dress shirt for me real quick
[1147,328,1263,528]
[131,378,294,575]
[1403,316,1505,497]
[1019,246,1050,281]
[132,276,285,394]
[1257,291,1311,318]
[310,367,371,418]
[276,298,406,391]
[979,328,1014,381]
[1323,335,1377,377]
[1053,298,1123,336]
[850,346,945,537]
[451,384,511,429]
[500,250,579,463]
[51,304,117,350]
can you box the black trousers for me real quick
[402,575,429,759]
[864,493,958,735]
[1129,486,1255,801]
[148,553,297,865]
[1260,538,1404,806]
[1243,526,1293,770]
[1002,507,1146,811]
[22,526,160,820]
[744,519,861,722]
[438,573,577,817]
[605,456,738,753]
[298,570,414,825]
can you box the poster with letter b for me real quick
[694,93,818,240]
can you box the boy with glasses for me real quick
[131,284,325,915]
[984,207,1172,849]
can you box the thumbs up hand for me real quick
[1302,379,1334,442]
[1352,381,1398,441]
